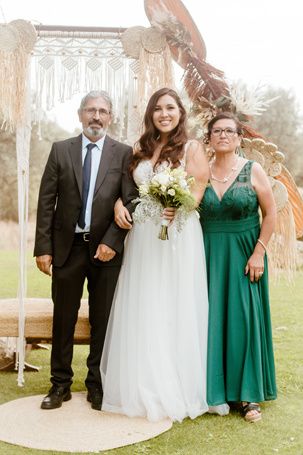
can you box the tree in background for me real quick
[252,87,303,185]
[0,120,71,221]
[0,113,122,222]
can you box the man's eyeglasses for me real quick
[211,127,238,137]
[83,108,111,116]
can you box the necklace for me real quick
[210,156,239,183]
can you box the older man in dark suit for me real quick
[34,90,137,410]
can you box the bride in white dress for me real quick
[100,88,209,422]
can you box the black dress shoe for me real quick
[87,388,103,410]
[41,386,71,410]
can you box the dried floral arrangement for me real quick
[144,0,303,273]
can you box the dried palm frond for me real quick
[184,56,229,103]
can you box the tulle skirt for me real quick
[101,212,210,422]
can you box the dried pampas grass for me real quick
[0,20,36,131]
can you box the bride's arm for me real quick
[114,198,133,229]
[185,140,209,205]
[115,195,176,226]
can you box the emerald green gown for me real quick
[199,161,277,406]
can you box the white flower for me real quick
[168,188,175,196]
[152,172,170,187]
[179,178,188,189]
[139,183,149,196]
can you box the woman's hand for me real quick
[163,207,176,224]
[245,250,265,282]
[114,198,133,229]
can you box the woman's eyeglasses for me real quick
[211,128,238,137]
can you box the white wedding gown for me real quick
[100,158,209,422]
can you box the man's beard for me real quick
[84,125,107,138]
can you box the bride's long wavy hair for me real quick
[130,88,188,173]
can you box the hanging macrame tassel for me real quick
[0,48,29,130]
[127,60,141,145]
[108,58,127,140]
[32,54,55,131]
[267,200,298,282]
[84,56,103,93]
[59,56,80,103]
[15,67,31,386]
[138,43,174,116]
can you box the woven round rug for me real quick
[0,392,172,452]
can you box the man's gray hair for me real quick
[79,90,113,113]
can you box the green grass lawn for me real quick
[0,251,302,454]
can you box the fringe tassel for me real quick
[0,337,17,358]
[267,200,298,282]
[84,58,104,93]
[126,60,141,145]
[138,44,174,115]
[32,55,55,122]
[14,65,32,386]
[0,47,29,130]
[59,57,80,103]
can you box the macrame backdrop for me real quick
[0,22,174,385]
[32,28,134,139]
[32,26,174,144]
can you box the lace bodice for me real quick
[133,160,154,187]
[133,154,187,187]
[200,161,259,221]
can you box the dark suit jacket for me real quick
[34,134,137,267]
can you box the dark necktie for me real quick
[78,143,95,229]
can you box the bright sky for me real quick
[1,0,302,131]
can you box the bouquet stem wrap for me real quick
[158,218,170,240]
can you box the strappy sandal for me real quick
[241,402,262,422]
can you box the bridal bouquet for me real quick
[134,167,197,240]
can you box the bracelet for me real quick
[257,238,267,252]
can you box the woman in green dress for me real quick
[200,112,277,422]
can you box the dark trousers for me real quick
[50,237,120,390]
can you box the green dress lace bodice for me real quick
[200,160,259,222]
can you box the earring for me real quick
[206,146,215,162]
[236,146,245,157]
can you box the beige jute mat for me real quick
[0,392,172,452]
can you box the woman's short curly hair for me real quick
[203,112,243,144]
